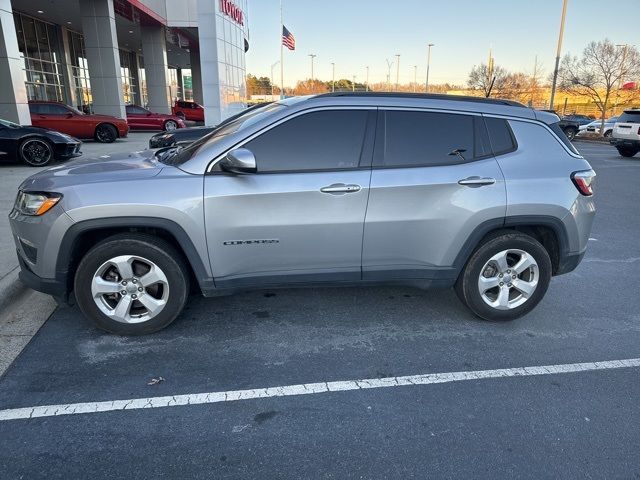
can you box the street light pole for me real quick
[425,43,434,92]
[549,0,568,111]
[331,62,335,92]
[413,65,417,92]
[352,75,356,92]
[308,53,317,92]
[395,54,401,90]
[366,66,369,91]
[270,60,280,97]
[386,59,393,92]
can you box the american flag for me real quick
[282,26,295,51]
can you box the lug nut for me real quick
[121,290,127,295]
[138,287,143,292]
[499,273,503,278]
[512,274,516,279]
[508,283,512,287]
[121,280,127,286]
[132,294,137,299]
[132,279,137,284]
[499,282,504,286]
[507,270,511,274]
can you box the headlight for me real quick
[14,191,62,216]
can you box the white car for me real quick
[611,110,640,157]
[578,117,618,138]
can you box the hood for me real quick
[19,149,163,191]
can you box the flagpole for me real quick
[280,0,284,99]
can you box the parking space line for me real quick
[1,357,639,422]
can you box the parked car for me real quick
[578,117,618,138]
[610,109,640,157]
[172,100,205,122]
[149,103,270,148]
[540,110,580,140]
[29,101,128,143]
[125,105,186,131]
[562,114,594,126]
[10,93,596,335]
[0,118,81,166]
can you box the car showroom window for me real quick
[484,116,517,155]
[243,110,369,172]
[381,110,477,167]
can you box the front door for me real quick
[362,109,507,281]
[204,108,376,287]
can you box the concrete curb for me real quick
[0,268,27,313]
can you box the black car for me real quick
[149,102,273,149]
[0,118,81,166]
[540,110,580,140]
[562,114,594,126]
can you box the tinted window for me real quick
[550,122,580,155]
[484,117,516,155]
[127,106,146,114]
[618,111,640,123]
[28,104,41,114]
[381,111,484,167]
[36,104,69,115]
[244,110,369,172]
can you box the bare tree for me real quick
[558,39,640,134]
[468,63,509,97]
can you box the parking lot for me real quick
[1,140,640,479]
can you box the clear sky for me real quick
[245,0,640,88]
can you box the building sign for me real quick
[219,0,244,26]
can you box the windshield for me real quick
[0,118,20,128]
[157,102,286,166]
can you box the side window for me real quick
[484,117,517,155]
[41,104,69,115]
[28,104,41,114]
[244,110,369,172]
[379,110,483,167]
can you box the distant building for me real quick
[0,0,249,125]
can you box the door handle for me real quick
[458,176,496,187]
[320,183,361,194]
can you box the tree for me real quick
[468,63,509,97]
[293,79,329,95]
[246,74,275,96]
[558,39,640,134]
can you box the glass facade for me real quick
[119,49,139,105]
[67,30,92,112]
[13,12,65,102]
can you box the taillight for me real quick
[571,170,596,196]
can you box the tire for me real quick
[617,147,639,158]
[455,232,552,322]
[563,127,577,141]
[164,120,178,131]
[19,137,53,166]
[603,130,612,138]
[74,233,190,335]
[94,123,118,143]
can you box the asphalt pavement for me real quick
[1,141,639,479]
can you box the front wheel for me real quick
[94,124,117,143]
[164,120,178,131]
[603,130,612,138]
[74,234,190,335]
[455,232,552,321]
[617,147,639,158]
[564,128,577,141]
[19,138,53,166]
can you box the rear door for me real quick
[362,109,507,282]
[204,108,376,287]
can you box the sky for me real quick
[245,0,640,88]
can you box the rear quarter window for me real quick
[549,122,580,155]
[484,117,517,155]
[617,111,640,123]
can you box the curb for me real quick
[0,268,27,313]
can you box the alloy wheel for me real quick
[20,139,52,166]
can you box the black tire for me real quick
[94,123,118,143]
[603,130,612,138]
[164,120,178,131]
[563,127,577,141]
[617,147,639,158]
[455,231,552,321]
[19,137,54,166]
[74,233,190,335]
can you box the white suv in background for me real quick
[611,109,640,157]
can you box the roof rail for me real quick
[316,91,526,107]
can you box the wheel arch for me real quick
[56,217,213,301]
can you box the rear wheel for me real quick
[617,147,639,158]
[19,138,53,166]
[603,130,612,138]
[164,120,178,131]
[94,123,117,143]
[74,234,190,335]
[455,232,552,321]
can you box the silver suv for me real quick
[9,93,596,335]
[611,109,640,157]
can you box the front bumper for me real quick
[149,134,175,148]
[53,141,82,160]
[17,253,68,301]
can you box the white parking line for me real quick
[1,358,639,422]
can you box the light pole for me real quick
[331,62,335,92]
[413,65,417,92]
[549,0,568,111]
[386,58,393,92]
[395,54,401,90]
[308,53,317,92]
[352,75,356,92]
[426,43,434,92]
[366,66,369,91]
[270,60,280,97]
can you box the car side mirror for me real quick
[219,148,257,174]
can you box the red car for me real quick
[125,105,186,131]
[28,101,128,143]
[172,100,205,122]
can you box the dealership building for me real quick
[0,0,249,125]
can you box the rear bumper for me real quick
[610,138,640,148]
